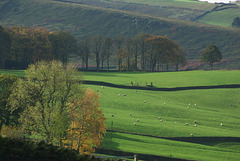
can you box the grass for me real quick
[82,70,240,160]
[86,84,240,137]
[109,0,216,11]
[1,69,240,160]
[198,8,240,26]
[83,70,240,88]
[0,69,25,77]
[102,132,240,161]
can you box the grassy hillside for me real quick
[66,0,240,26]
[85,71,240,160]
[1,69,240,160]
[59,0,216,21]
[0,0,240,69]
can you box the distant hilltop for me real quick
[198,0,237,3]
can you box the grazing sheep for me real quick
[111,114,114,117]
[101,86,104,89]
[164,102,166,105]
[102,113,104,116]
[160,119,163,122]
[158,117,161,120]
[188,103,191,106]
[194,120,197,124]
[185,123,189,126]
[137,119,139,122]
[118,94,121,96]
[144,100,146,103]
[220,123,223,126]
[229,104,232,106]
[130,113,132,116]
[135,90,138,92]
[134,123,136,126]
[187,106,190,109]
[238,101,240,103]
[175,121,178,124]
[123,94,127,96]
[194,104,197,106]
[190,133,194,137]
[96,89,99,92]
[194,124,197,127]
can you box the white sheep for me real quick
[144,100,146,103]
[190,133,194,137]
[101,86,104,89]
[194,104,197,106]
[158,117,161,120]
[160,119,163,122]
[220,123,223,126]
[229,104,232,106]
[137,119,139,122]
[134,123,136,126]
[194,124,197,127]
[96,89,99,92]
[238,101,240,103]
[185,123,189,126]
[130,113,132,116]
[164,102,166,105]
[187,106,190,109]
[118,94,121,96]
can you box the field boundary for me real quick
[83,80,240,91]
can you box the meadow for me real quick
[1,69,240,160]
[84,70,240,160]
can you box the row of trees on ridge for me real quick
[0,25,187,71]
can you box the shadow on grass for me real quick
[83,80,240,91]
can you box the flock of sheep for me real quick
[97,86,239,137]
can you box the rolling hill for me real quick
[0,0,240,69]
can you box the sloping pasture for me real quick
[1,69,240,160]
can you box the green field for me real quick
[109,0,216,10]
[198,8,240,26]
[1,69,240,160]
[83,71,240,160]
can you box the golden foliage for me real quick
[63,88,106,154]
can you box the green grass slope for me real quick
[1,69,240,160]
[0,0,240,67]
[59,0,217,21]
[86,71,240,160]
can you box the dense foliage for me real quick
[0,25,186,71]
[0,136,118,161]
[63,89,106,154]
[0,74,18,126]
[1,26,78,69]
[8,61,82,143]
[232,16,240,28]
[201,44,222,70]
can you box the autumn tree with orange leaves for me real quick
[63,88,106,154]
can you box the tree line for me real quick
[0,25,187,71]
